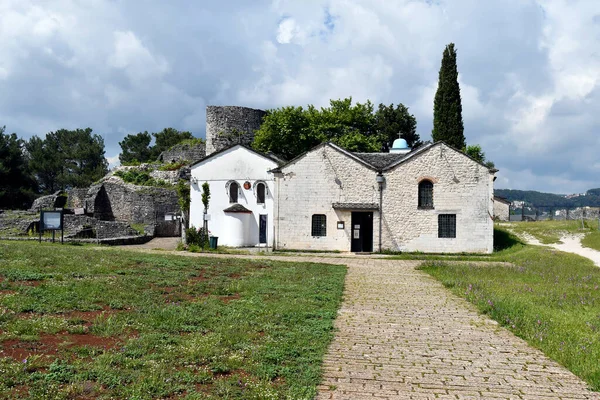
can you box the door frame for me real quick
[350,212,374,252]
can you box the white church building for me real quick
[189,139,496,254]
[189,145,281,247]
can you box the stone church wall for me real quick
[275,143,494,254]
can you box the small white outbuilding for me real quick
[189,144,281,248]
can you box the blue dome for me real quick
[392,138,409,150]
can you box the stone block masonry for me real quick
[159,141,206,164]
[205,106,266,155]
[84,177,180,225]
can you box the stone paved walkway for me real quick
[105,247,598,399]
[314,257,597,400]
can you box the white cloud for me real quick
[276,18,297,44]
[108,31,169,83]
[0,0,598,193]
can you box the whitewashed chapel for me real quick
[189,106,496,254]
[189,145,280,247]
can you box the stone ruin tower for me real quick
[205,106,266,155]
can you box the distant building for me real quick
[493,196,511,221]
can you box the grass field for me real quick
[0,241,346,399]
[505,219,600,252]
[507,219,593,244]
[421,227,600,391]
[582,230,600,251]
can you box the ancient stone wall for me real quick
[85,177,179,225]
[149,170,180,185]
[66,188,89,209]
[159,142,206,164]
[205,106,266,155]
[29,191,66,211]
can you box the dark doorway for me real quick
[351,212,373,252]
[259,214,267,244]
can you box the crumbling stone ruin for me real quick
[205,106,266,154]
[159,141,206,164]
[3,105,267,243]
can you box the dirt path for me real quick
[101,247,597,399]
[119,237,180,251]
[551,234,600,267]
[513,232,600,267]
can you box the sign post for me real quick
[39,210,64,244]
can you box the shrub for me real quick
[186,225,209,248]
[158,161,187,171]
[114,169,172,188]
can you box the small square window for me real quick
[312,214,327,237]
[438,214,456,238]
[337,221,345,229]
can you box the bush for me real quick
[186,225,209,248]
[158,161,187,171]
[114,169,172,188]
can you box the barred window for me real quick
[229,182,239,203]
[256,183,265,204]
[438,214,456,238]
[311,214,327,237]
[418,180,434,209]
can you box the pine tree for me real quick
[432,43,466,150]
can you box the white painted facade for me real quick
[274,142,495,254]
[189,145,278,247]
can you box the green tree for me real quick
[119,131,152,164]
[151,128,194,159]
[252,106,315,160]
[26,135,62,193]
[465,144,495,169]
[0,127,37,209]
[253,98,397,159]
[176,179,191,244]
[27,128,108,192]
[432,43,466,150]
[201,182,211,249]
[374,103,421,151]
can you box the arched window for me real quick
[229,181,239,203]
[418,180,433,209]
[256,182,266,204]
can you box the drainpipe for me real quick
[376,172,385,253]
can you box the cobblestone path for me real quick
[313,258,597,400]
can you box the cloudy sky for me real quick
[1,0,598,194]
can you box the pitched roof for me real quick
[272,140,497,173]
[190,143,285,168]
[351,153,406,170]
[493,196,511,205]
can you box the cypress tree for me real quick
[432,43,466,149]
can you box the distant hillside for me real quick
[495,188,600,207]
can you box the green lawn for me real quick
[0,241,346,399]
[420,227,600,391]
